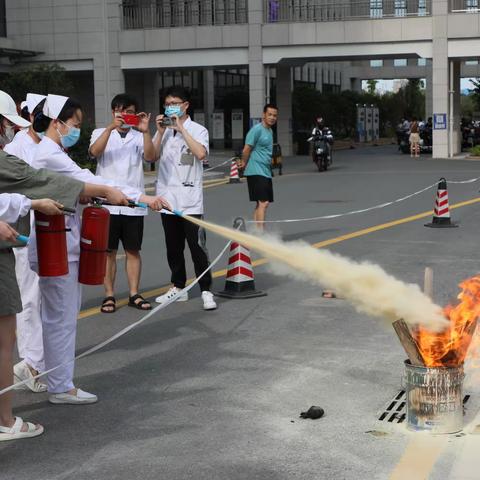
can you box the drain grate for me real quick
[377,391,471,424]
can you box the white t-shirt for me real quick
[91,128,147,216]
[155,117,209,215]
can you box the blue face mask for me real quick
[57,122,81,148]
[164,105,184,118]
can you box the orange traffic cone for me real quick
[216,218,266,299]
[425,178,457,228]
[229,159,241,184]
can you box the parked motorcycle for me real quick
[308,129,334,172]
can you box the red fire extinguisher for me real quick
[78,203,110,285]
[34,211,69,277]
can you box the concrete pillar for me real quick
[248,0,265,123]
[431,0,450,158]
[452,61,462,155]
[95,0,125,126]
[425,63,433,119]
[203,69,215,133]
[351,78,362,93]
[276,66,293,156]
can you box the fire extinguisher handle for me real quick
[16,234,29,244]
[61,206,76,214]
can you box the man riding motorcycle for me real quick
[309,117,334,171]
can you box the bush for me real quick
[469,145,480,157]
[68,123,96,172]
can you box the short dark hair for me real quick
[163,86,190,103]
[33,98,82,133]
[111,93,138,112]
[263,103,278,113]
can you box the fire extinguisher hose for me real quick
[0,230,237,396]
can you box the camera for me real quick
[160,117,176,127]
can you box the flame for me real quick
[416,276,480,367]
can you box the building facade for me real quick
[1,0,479,157]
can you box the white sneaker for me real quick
[155,287,189,304]
[202,291,217,311]
[13,360,47,393]
[49,388,98,405]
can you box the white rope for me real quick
[0,236,233,396]
[203,157,234,173]
[249,176,480,224]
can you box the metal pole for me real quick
[449,59,454,158]
[266,66,271,103]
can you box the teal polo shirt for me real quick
[244,123,273,179]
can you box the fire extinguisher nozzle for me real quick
[16,234,29,244]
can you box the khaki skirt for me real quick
[0,249,22,316]
[409,133,420,145]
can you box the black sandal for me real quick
[128,294,152,311]
[101,296,116,313]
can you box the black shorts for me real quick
[108,215,144,251]
[247,175,274,203]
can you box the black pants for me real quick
[161,213,212,292]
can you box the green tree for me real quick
[1,64,74,103]
[366,80,378,95]
[469,78,480,111]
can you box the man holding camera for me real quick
[89,93,157,314]
[153,86,217,311]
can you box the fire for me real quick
[416,276,480,367]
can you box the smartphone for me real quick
[121,113,139,126]
[160,117,176,127]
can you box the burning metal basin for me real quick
[405,360,464,434]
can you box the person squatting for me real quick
[0,84,214,441]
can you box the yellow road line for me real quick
[389,437,448,480]
[79,196,480,320]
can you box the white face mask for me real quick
[4,124,15,142]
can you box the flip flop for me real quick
[0,417,44,442]
[128,294,152,311]
[100,296,116,313]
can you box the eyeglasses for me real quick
[114,108,136,115]
[163,101,184,108]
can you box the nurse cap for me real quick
[43,94,68,120]
[25,93,46,114]
[0,90,31,128]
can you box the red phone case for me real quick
[121,114,139,126]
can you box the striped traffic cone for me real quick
[229,159,241,184]
[216,218,267,299]
[425,178,458,228]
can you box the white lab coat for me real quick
[156,117,209,215]
[0,193,31,223]
[28,136,143,393]
[3,131,44,371]
[91,128,147,216]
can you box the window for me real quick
[418,58,427,66]
[394,59,408,67]
[418,0,427,16]
[370,60,384,67]
[370,0,383,18]
[0,0,5,37]
[467,0,479,11]
[395,0,406,17]
[465,60,479,65]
